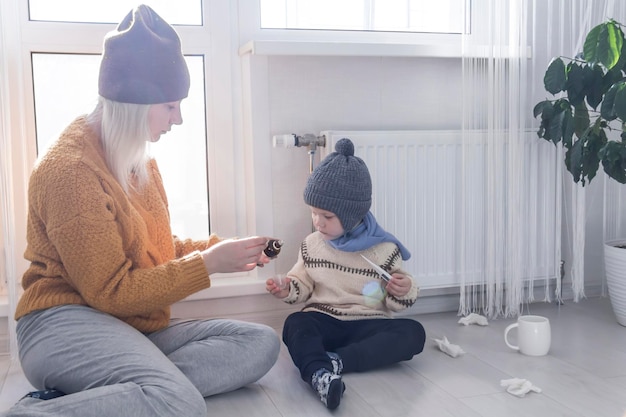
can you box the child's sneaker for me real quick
[311,368,344,409]
[327,351,343,375]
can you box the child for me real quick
[266,138,426,410]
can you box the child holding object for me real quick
[266,138,426,410]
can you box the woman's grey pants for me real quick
[2,304,280,417]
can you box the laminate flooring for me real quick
[0,296,625,416]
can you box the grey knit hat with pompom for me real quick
[304,138,372,231]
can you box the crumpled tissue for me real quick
[458,313,489,326]
[433,336,465,358]
[500,378,542,397]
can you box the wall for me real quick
[250,49,606,300]
[264,55,464,274]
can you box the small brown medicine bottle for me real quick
[264,239,283,258]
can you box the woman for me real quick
[2,5,279,417]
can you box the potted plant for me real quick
[533,19,626,326]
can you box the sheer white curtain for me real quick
[0,0,22,358]
[459,0,551,318]
[459,0,626,318]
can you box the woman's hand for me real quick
[201,236,268,275]
[385,273,412,297]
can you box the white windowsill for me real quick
[239,40,462,58]
[239,40,532,59]
[0,279,266,318]
[183,276,267,301]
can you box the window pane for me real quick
[31,53,209,240]
[260,0,466,34]
[28,0,202,25]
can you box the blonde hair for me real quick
[88,97,152,193]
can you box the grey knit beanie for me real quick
[98,5,190,104]
[304,138,372,231]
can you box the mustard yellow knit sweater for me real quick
[16,116,218,332]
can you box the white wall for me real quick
[244,49,607,299]
[264,55,464,273]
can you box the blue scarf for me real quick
[328,212,411,260]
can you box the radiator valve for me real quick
[273,134,326,148]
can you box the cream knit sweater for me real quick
[283,232,419,320]
[16,116,218,332]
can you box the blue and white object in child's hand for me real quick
[361,281,386,305]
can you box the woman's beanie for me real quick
[304,138,372,231]
[98,5,190,104]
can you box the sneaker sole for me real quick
[326,380,345,410]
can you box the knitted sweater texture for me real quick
[16,116,217,332]
[283,232,419,320]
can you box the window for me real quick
[28,0,202,25]
[31,53,209,240]
[2,0,262,312]
[260,0,467,34]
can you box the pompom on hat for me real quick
[304,138,372,231]
[98,4,190,104]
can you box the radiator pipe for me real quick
[273,133,326,173]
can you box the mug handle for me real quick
[504,323,519,351]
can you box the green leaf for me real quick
[544,58,566,94]
[561,107,575,147]
[565,123,606,185]
[584,65,606,109]
[565,63,586,105]
[584,24,604,63]
[573,101,590,138]
[585,128,607,184]
[533,100,551,119]
[565,134,585,183]
[610,37,626,74]
[600,140,626,183]
[543,99,572,145]
[601,83,619,120]
[534,100,558,143]
[548,111,566,145]
[614,81,626,120]
[603,64,624,92]
[584,21,624,69]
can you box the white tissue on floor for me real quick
[500,378,542,397]
[458,313,489,326]
[433,336,466,358]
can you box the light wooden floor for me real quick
[1,296,625,416]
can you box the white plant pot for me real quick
[604,239,626,327]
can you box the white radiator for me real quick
[320,130,560,289]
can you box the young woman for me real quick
[3,5,279,417]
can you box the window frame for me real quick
[15,2,245,237]
[239,0,470,50]
[258,0,468,35]
[1,1,257,305]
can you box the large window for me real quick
[28,0,202,24]
[260,0,467,34]
[26,2,210,240]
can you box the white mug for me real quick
[504,315,551,356]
